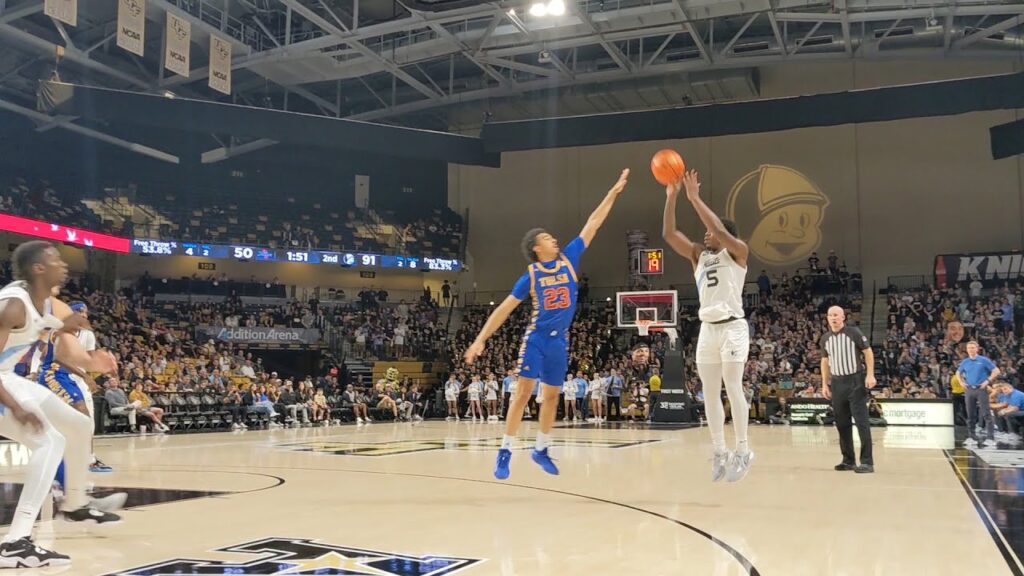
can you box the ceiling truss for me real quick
[0,0,1020,160]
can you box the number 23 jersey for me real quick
[695,248,746,323]
[511,236,584,336]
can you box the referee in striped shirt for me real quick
[820,306,877,473]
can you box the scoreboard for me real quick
[129,239,460,272]
[638,248,664,275]
[0,211,462,273]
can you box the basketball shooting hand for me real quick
[865,375,877,389]
[665,180,681,198]
[464,341,485,365]
[682,169,701,201]
[89,350,119,375]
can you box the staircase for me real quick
[344,358,374,386]
[868,283,889,343]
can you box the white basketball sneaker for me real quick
[711,451,731,482]
[726,450,755,482]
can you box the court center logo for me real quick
[106,537,483,575]
[725,165,829,266]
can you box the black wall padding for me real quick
[991,117,1024,160]
[482,71,1024,152]
[45,81,499,167]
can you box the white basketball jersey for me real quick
[695,249,747,322]
[0,282,60,375]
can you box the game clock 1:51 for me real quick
[638,248,664,275]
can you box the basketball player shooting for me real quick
[662,169,753,482]
[465,168,630,480]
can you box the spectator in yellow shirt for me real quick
[950,372,966,426]
[648,368,662,421]
[129,381,169,432]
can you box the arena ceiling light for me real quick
[528,0,567,17]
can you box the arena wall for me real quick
[450,60,1024,293]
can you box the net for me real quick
[637,320,653,337]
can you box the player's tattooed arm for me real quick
[579,169,630,246]
[662,179,702,266]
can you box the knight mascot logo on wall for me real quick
[725,165,830,266]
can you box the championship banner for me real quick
[196,326,321,345]
[208,35,232,95]
[164,12,190,78]
[934,251,1024,288]
[117,0,145,57]
[45,0,77,27]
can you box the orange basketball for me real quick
[650,149,686,186]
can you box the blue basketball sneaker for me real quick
[494,449,512,480]
[89,459,113,473]
[531,447,559,475]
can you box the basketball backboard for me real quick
[616,290,678,330]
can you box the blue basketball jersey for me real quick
[37,332,64,385]
[511,236,585,334]
[36,332,85,404]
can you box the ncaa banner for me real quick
[164,12,190,78]
[934,251,1024,288]
[196,326,321,345]
[117,0,145,57]
[208,35,232,95]
[45,0,77,26]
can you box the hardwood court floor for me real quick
[0,421,1017,575]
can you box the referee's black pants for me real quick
[831,373,873,466]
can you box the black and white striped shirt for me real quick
[819,326,870,377]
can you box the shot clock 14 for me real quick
[639,249,664,275]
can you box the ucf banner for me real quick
[208,35,232,95]
[196,326,321,345]
[164,12,190,77]
[45,0,76,26]
[117,0,145,57]
[934,251,1024,288]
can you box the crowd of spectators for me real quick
[28,273,449,432]
[882,281,1024,398]
[0,171,463,258]
[2,175,101,230]
[447,300,666,421]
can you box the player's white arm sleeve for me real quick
[54,331,95,371]
[80,330,97,352]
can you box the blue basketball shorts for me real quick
[516,329,568,387]
[40,364,85,405]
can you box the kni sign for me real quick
[934,251,1024,288]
